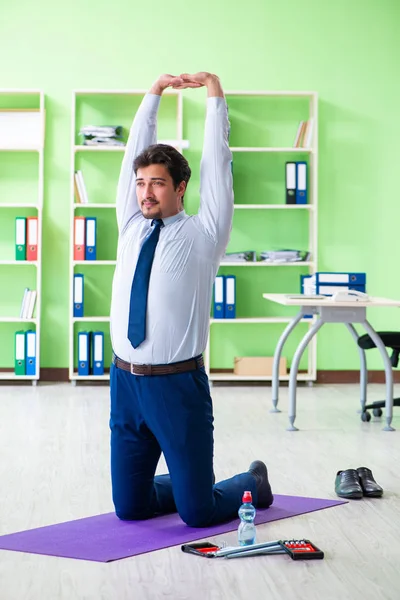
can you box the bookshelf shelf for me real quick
[219,261,314,267]
[0,203,39,209]
[74,145,125,153]
[73,260,116,266]
[73,317,110,323]
[0,318,37,324]
[72,88,180,95]
[234,204,314,210]
[0,147,41,153]
[74,140,189,153]
[0,261,38,266]
[223,91,316,97]
[230,147,312,153]
[204,90,318,382]
[70,373,110,381]
[0,372,39,381]
[74,203,115,209]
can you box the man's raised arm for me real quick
[116,74,183,233]
[179,73,233,250]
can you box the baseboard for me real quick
[19,368,400,384]
[0,368,109,383]
[40,368,70,382]
[40,368,111,382]
[210,368,400,385]
[317,370,400,384]
[0,367,400,385]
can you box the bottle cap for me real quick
[242,490,252,503]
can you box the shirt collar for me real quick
[160,210,186,227]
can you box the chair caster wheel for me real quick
[373,408,383,417]
[361,411,371,422]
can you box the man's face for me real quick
[136,164,186,220]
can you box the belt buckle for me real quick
[130,364,152,376]
[130,363,144,376]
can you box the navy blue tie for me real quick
[127,219,163,348]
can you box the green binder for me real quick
[15,217,26,260]
[15,330,26,375]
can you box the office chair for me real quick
[357,331,400,421]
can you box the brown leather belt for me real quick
[112,353,204,376]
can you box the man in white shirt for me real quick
[109,72,273,526]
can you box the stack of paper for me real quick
[302,275,316,294]
[74,170,89,203]
[220,251,257,263]
[259,250,310,263]
[293,119,314,148]
[79,125,125,147]
[20,288,37,319]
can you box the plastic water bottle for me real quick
[238,490,256,546]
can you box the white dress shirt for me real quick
[110,93,233,364]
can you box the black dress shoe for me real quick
[356,467,383,497]
[335,469,363,499]
[248,460,273,508]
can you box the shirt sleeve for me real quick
[116,93,161,233]
[197,97,234,251]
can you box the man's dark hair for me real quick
[133,144,191,202]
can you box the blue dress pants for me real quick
[109,362,258,527]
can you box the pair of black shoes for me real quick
[335,467,383,499]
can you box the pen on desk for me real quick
[214,540,282,558]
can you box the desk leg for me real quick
[288,319,324,431]
[361,320,395,431]
[271,311,304,413]
[345,323,367,412]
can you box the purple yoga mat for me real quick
[0,494,346,562]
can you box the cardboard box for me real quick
[233,356,287,377]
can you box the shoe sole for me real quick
[336,491,363,499]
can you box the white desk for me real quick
[263,294,400,432]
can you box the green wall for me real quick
[1,0,399,371]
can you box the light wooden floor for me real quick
[0,381,399,600]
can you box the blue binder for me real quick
[73,274,84,317]
[213,275,225,318]
[296,162,307,204]
[92,331,104,376]
[301,274,312,294]
[224,275,236,318]
[85,217,97,260]
[78,331,90,376]
[316,272,366,286]
[300,275,313,319]
[25,330,36,376]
